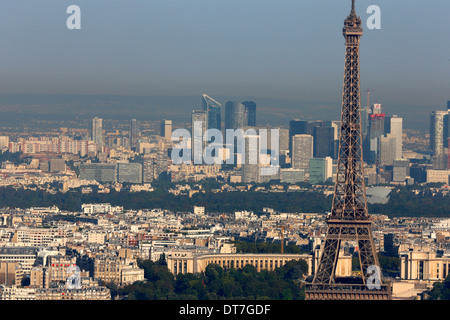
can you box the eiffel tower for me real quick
[304,0,392,300]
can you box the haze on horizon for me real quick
[0,0,448,119]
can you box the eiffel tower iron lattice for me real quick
[304,0,392,300]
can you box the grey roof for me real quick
[366,187,392,204]
[0,247,38,255]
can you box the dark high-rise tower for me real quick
[129,119,139,151]
[305,0,391,300]
[225,101,257,130]
[191,110,208,164]
[90,117,103,147]
[362,104,385,164]
[202,94,222,131]
[242,101,256,127]
[313,126,335,158]
[225,101,247,130]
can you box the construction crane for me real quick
[279,226,286,254]
[365,88,375,108]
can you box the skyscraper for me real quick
[289,120,309,137]
[363,104,385,164]
[309,157,333,184]
[289,120,324,137]
[360,107,370,140]
[289,120,323,159]
[241,134,260,183]
[385,115,403,160]
[430,110,448,156]
[202,94,222,131]
[225,102,247,130]
[191,110,208,164]
[242,101,257,127]
[291,134,313,173]
[129,119,140,151]
[90,117,103,147]
[160,119,173,140]
[379,133,396,166]
[313,126,335,158]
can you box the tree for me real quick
[279,259,308,281]
[124,258,308,300]
[428,275,450,300]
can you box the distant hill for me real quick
[0,94,435,131]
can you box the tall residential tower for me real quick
[191,110,208,164]
[129,119,140,151]
[90,117,103,147]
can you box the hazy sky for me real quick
[0,0,448,108]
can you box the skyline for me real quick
[0,0,449,305]
[0,0,448,112]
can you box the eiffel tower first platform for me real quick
[304,0,392,300]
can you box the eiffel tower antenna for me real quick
[305,0,392,300]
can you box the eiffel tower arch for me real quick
[304,0,392,300]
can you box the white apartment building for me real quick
[82,203,123,214]
[193,206,205,215]
[14,227,69,247]
[0,285,36,300]
[35,287,111,300]
[0,247,37,274]
[426,169,450,184]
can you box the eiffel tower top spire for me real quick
[347,0,357,19]
[344,0,362,35]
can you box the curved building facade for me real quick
[202,94,222,131]
[166,251,313,276]
[225,102,247,130]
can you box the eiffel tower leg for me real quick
[305,221,392,300]
[313,238,341,284]
[313,221,381,284]
[312,224,343,284]
[356,225,379,283]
